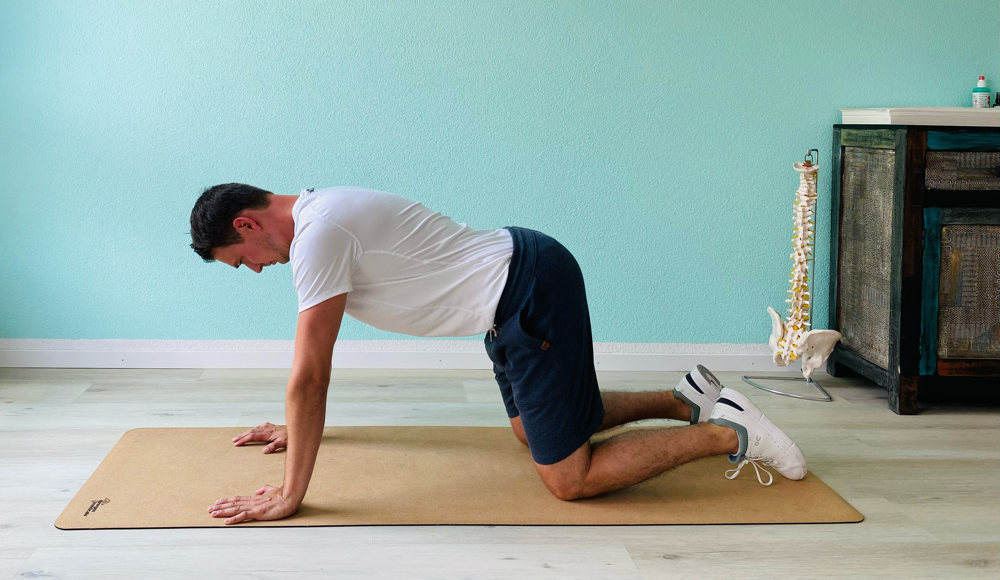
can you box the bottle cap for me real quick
[978,75,987,87]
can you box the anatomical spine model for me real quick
[767,156,842,379]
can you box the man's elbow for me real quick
[287,374,330,401]
[290,357,333,388]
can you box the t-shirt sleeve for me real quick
[291,218,360,313]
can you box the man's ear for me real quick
[232,216,260,231]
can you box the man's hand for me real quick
[233,422,287,454]
[208,485,297,525]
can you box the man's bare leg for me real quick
[534,422,739,500]
[509,389,692,446]
[597,390,692,429]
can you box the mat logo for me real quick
[83,498,111,517]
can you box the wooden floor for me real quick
[1,367,997,579]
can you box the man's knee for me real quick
[535,443,592,501]
[541,474,587,501]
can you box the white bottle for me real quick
[973,75,991,108]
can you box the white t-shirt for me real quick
[290,186,513,337]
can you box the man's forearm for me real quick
[281,373,328,504]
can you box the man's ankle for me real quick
[665,391,693,422]
[706,422,739,455]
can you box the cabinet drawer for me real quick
[925,151,1000,190]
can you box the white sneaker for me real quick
[707,387,807,485]
[672,364,722,424]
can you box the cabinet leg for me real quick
[888,375,920,415]
[827,360,855,378]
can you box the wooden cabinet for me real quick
[828,126,1000,414]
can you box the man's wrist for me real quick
[281,487,306,505]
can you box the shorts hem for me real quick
[528,407,606,466]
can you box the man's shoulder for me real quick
[299,186,416,222]
[300,185,398,197]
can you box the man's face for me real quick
[212,228,289,274]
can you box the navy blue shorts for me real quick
[484,226,606,465]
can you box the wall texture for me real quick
[2,1,997,343]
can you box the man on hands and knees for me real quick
[190,184,806,523]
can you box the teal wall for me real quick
[2,1,998,342]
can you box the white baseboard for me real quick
[0,339,797,372]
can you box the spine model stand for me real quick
[766,151,842,379]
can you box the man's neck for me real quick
[267,194,300,247]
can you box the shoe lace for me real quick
[725,454,776,486]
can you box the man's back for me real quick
[291,186,512,337]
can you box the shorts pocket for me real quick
[510,307,551,351]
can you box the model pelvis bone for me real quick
[767,306,841,379]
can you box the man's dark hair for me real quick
[189,183,273,262]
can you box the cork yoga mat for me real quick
[56,426,863,529]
